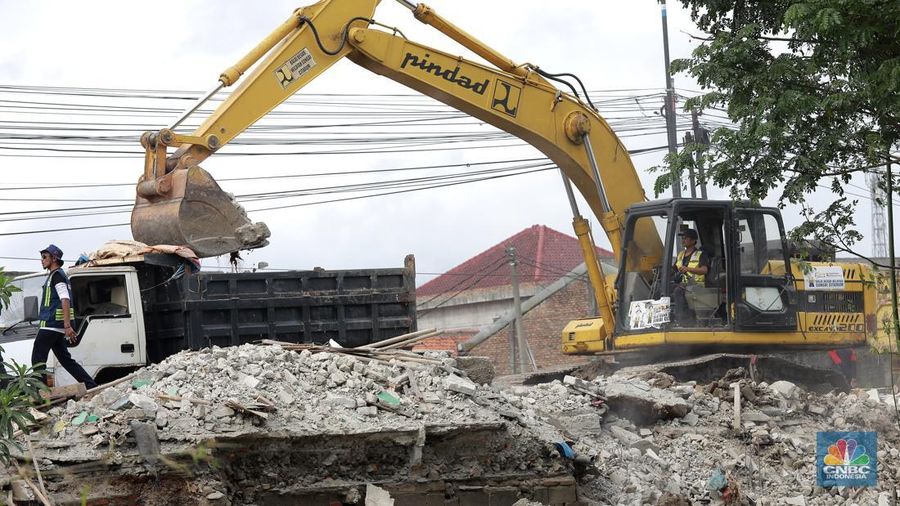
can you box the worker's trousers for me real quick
[32,328,97,389]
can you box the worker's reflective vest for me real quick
[676,249,705,284]
[39,269,74,329]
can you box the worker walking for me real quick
[32,245,97,389]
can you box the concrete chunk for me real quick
[128,393,159,413]
[682,412,699,426]
[325,394,357,409]
[356,406,378,417]
[444,374,477,396]
[605,380,691,424]
[769,380,799,399]
[455,356,495,385]
[276,389,295,405]
[365,484,394,506]
[608,425,642,446]
[238,373,260,389]
[130,421,160,465]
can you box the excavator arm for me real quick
[131,0,663,342]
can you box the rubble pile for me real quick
[513,368,900,505]
[8,345,900,505]
[19,344,581,504]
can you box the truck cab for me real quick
[0,267,147,386]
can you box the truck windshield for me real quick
[0,275,44,328]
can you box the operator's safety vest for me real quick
[676,248,705,284]
[39,268,74,329]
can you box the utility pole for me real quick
[659,0,681,198]
[868,170,889,258]
[507,247,534,373]
[683,132,697,198]
[691,109,709,199]
[886,156,899,359]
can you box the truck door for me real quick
[53,273,144,386]
[732,208,797,331]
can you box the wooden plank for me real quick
[41,382,87,401]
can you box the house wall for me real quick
[418,299,517,333]
[416,284,540,332]
[468,278,596,376]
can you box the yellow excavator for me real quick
[130,0,893,386]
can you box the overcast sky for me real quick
[0,1,882,280]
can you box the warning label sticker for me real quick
[804,266,845,291]
[274,48,316,89]
[627,297,670,330]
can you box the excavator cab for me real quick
[616,199,796,334]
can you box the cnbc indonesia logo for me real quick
[817,432,877,487]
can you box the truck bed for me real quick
[139,255,417,363]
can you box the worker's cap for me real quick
[678,229,698,240]
[40,244,64,263]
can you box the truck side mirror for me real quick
[23,296,38,322]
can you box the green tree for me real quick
[660,0,899,261]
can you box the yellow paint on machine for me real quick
[563,310,868,353]
[561,318,608,353]
[615,329,864,348]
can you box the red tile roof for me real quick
[417,224,613,296]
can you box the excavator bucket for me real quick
[131,165,270,258]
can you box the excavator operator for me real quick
[672,229,709,325]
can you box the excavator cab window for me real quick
[731,208,797,330]
[618,213,668,332]
[668,208,729,328]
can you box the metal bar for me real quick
[558,170,581,217]
[169,83,224,131]
[581,134,612,213]
[395,0,417,11]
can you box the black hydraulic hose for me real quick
[535,68,597,111]
[300,15,375,56]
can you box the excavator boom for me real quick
[131,0,663,343]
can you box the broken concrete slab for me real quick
[365,484,394,506]
[127,393,158,413]
[681,412,699,426]
[444,375,477,396]
[742,410,772,423]
[455,356,495,385]
[769,380,799,399]
[604,380,691,424]
[608,426,657,453]
[568,413,603,435]
[867,389,881,403]
[129,421,160,465]
[238,373,260,389]
[563,375,605,398]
